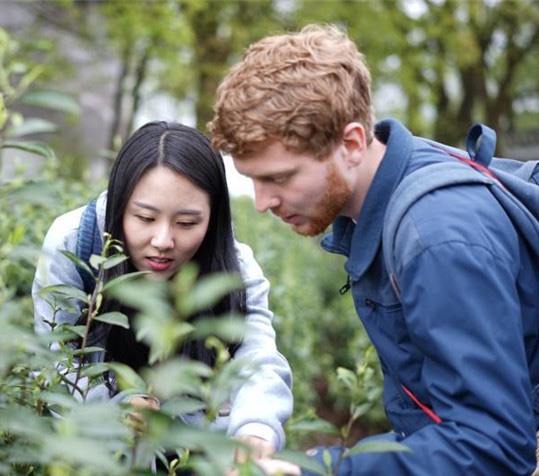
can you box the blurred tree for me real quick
[170,0,282,132]
[391,0,539,150]
[293,0,539,151]
[24,0,283,151]
[95,1,189,150]
[15,0,539,157]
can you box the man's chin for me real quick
[292,220,331,237]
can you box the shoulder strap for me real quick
[466,123,496,167]
[382,161,494,296]
[76,199,103,294]
[383,125,539,298]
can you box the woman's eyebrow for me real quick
[132,201,203,216]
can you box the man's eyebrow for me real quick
[253,169,296,180]
[132,201,203,216]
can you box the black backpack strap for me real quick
[76,199,103,294]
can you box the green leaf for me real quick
[5,181,59,205]
[2,139,56,159]
[143,358,211,401]
[61,250,94,279]
[107,277,168,313]
[103,254,128,269]
[342,440,411,458]
[102,270,147,292]
[72,346,105,356]
[0,94,7,130]
[160,397,207,417]
[351,402,372,419]
[8,117,58,137]
[81,362,110,378]
[287,418,340,435]
[89,254,106,270]
[105,362,147,392]
[93,311,129,329]
[39,284,89,303]
[54,324,86,337]
[274,449,327,476]
[20,90,81,115]
[177,271,243,316]
[322,450,333,471]
[336,367,358,390]
[38,391,80,410]
[191,314,245,342]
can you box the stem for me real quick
[333,412,360,475]
[58,371,86,400]
[71,265,105,396]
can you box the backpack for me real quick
[383,123,539,299]
[381,124,539,434]
[75,198,103,295]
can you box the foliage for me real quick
[8,0,537,164]
[0,27,400,475]
[1,234,256,475]
[0,26,98,300]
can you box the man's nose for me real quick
[253,182,281,213]
[150,223,174,250]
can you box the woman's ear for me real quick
[342,122,367,167]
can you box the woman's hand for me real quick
[256,457,301,475]
[226,456,301,476]
[127,395,160,433]
[234,435,275,462]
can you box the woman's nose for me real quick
[150,224,174,250]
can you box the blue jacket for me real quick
[314,119,539,475]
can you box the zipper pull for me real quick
[339,276,351,295]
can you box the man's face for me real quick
[233,142,352,236]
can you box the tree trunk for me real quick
[127,46,150,137]
[108,44,132,153]
[188,5,231,132]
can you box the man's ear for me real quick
[342,122,367,166]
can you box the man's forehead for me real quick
[233,156,297,179]
[232,143,294,175]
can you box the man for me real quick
[208,25,539,476]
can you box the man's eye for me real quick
[272,175,289,185]
[136,215,153,223]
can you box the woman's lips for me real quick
[146,257,173,271]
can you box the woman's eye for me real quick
[177,221,196,228]
[136,215,153,223]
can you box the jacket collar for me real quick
[321,119,414,280]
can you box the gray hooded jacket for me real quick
[32,192,293,450]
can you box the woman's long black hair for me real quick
[101,121,246,370]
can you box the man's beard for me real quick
[294,162,352,237]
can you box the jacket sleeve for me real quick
[305,192,537,475]
[226,241,293,451]
[32,206,113,402]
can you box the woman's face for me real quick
[123,165,211,280]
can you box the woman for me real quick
[32,121,292,458]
